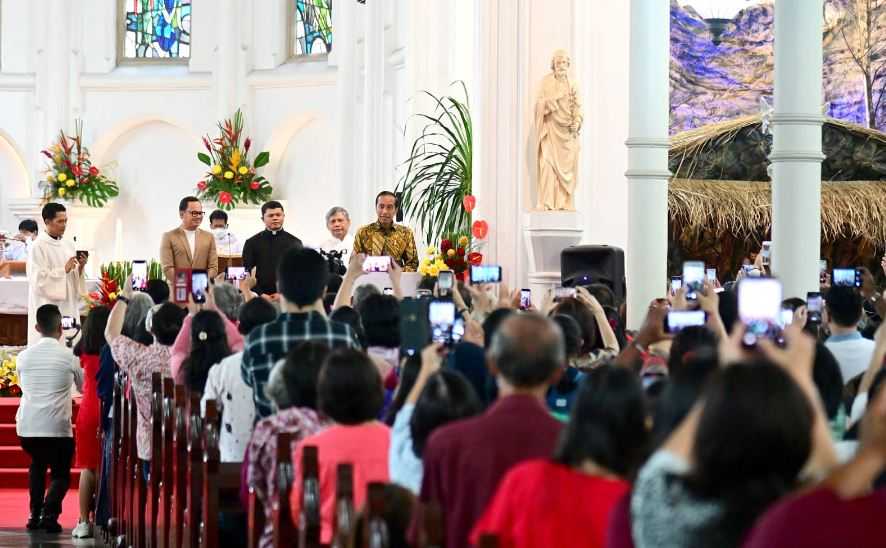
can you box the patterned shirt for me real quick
[246,407,329,548]
[240,312,360,419]
[353,222,419,272]
[110,337,172,460]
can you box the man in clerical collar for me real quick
[353,191,419,272]
[242,200,303,297]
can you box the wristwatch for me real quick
[117,296,130,304]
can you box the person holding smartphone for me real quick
[26,203,87,345]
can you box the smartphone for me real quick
[683,261,705,300]
[779,307,794,328]
[429,299,457,346]
[399,299,430,357]
[470,265,502,285]
[363,256,390,273]
[225,266,246,282]
[806,291,823,324]
[832,267,862,288]
[664,310,707,333]
[452,318,465,344]
[438,271,455,293]
[191,269,209,304]
[61,316,74,330]
[383,287,394,296]
[519,289,532,310]
[76,250,88,260]
[554,287,576,301]
[670,276,682,295]
[416,289,433,299]
[819,259,827,275]
[738,278,783,346]
[173,269,190,304]
[706,268,717,283]
[761,241,772,266]
[131,260,148,291]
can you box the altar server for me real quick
[26,203,86,345]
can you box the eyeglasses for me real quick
[187,211,205,217]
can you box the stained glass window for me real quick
[122,0,192,60]
[293,0,333,56]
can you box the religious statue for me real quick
[535,50,582,211]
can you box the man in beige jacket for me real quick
[159,197,218,289]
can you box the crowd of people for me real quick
[8,192,886,546]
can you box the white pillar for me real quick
[770,0,823,299]
[215,0,239,118]
[336,0,358,217]
[361,0,386,220]
[625,0,671,329]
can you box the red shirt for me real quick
[743,486,886,548]
[471,460,629,548]
[419,394,563,548]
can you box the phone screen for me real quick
[520,289,531,310]
[470,265,502,284]
[807,292,823,323]
[832,268,857,287]
[706,268,717,283]
[438,271,454,291]
[429,300,456,345]
[383,287,394,295]
[738,278,783,346]
[762,241,772,265]
[61,316,74,330]
[363,256,390,273]
[554,287,576,301]
[779,307,794,328]
[819,260,827,274]
[683,261,705,300]
[226,266,246,281]
[191,270,209,304]
[665,310,706,333]
[131,260,148,291]
[670,277,682,294]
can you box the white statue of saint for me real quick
[535,50,582,211]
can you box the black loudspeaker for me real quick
[561,245,626,302]
[395,192,404,223]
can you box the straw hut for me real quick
[667,114,886,277]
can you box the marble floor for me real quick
[0,529,97,547]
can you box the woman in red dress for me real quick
[72,306,110,539]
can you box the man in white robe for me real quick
[26,203,85,345]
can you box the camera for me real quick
[320,249,347,277]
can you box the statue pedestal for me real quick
[523,211,583,302]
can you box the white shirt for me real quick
[26,232,85,345]
[15,337,84,437]
[318,233,354,262]
[825,332,875,385]
[213,230,243,257]
[201,351,254,463]
[184,228,197,258]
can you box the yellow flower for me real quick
[211,165,222,175]
[108,292,117,301]
[58,187,66,197]
[230,148,242,169]
[238,166,248,175]
[224,171,234,179]
[447,249,456,258]
[66,180,75,187]
[435,259,449,271]
[428,265,439,277]
[426,246,437,255]
[58,172,68,182]
[47,174,56,182]
[458,236,469,247]
[420,258,431,269]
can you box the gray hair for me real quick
[352,284,381,311]
[325,206,350,224]
[212,283,243,323]
[123,293,154,338]
[264,359,290,410]
[488,313,566,388]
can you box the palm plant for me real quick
[397,82,472,246]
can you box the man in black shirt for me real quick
[242,201,303,297]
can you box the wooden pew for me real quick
[331,463,355,548]
[272,432,296,548]
[131,381,147,548]
[184,392,203,548]
[476,534,501,548]
[149,372,163,547]
[419,500,445,548]
[297,445,321,548]
[247,483,264,548]
[158,377,175,548]
[170,384,187,548]
[107,371,124,546]
[363,482,387,547]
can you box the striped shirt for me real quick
[240,311,359,418]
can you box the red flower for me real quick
[203,136,212,152]
[244,137,252,153]
[89,166,99,176]
[71,164,82,177]
[219,191,233,204]
[468,252,483,266]
[197,181,207,191]
[457,247,466,257]
[441,239,453,252]
[249,181,260,190]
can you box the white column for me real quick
[361,0,386,220]
[770,0,823,299]
[215,0,239,118]
[336,0,358,216]
[625,0,670,329]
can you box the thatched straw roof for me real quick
[669,179,886,243]
[668,115,886,243]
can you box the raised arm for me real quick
[105,275,134,344]
[576,287,620,352]
[332,253,365,311]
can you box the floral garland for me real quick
[88,260,163,307]
[196,109,273,210]
[39,120,119,207]
[0,350,20,397]
[419,235,483,277]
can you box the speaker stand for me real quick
[523,211,583,302]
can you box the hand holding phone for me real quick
[191,270,209,304]
[738,278,783,346]
[470,265,502,285]
[363,256,390,273]
[131,260,148,291]
[683,261,705,301]
[519,289,532,310]
[438,271,455,294]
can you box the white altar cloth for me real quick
[0,277,100,315]
[351,272,424,298]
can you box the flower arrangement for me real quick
[39,120,119,207]
[0,350,20,397]
[196,109,273,210]
[419,235,483,278]
[88,260,163,307]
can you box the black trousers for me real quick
[19,437,75,519]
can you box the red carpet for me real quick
[0,488,80,529]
